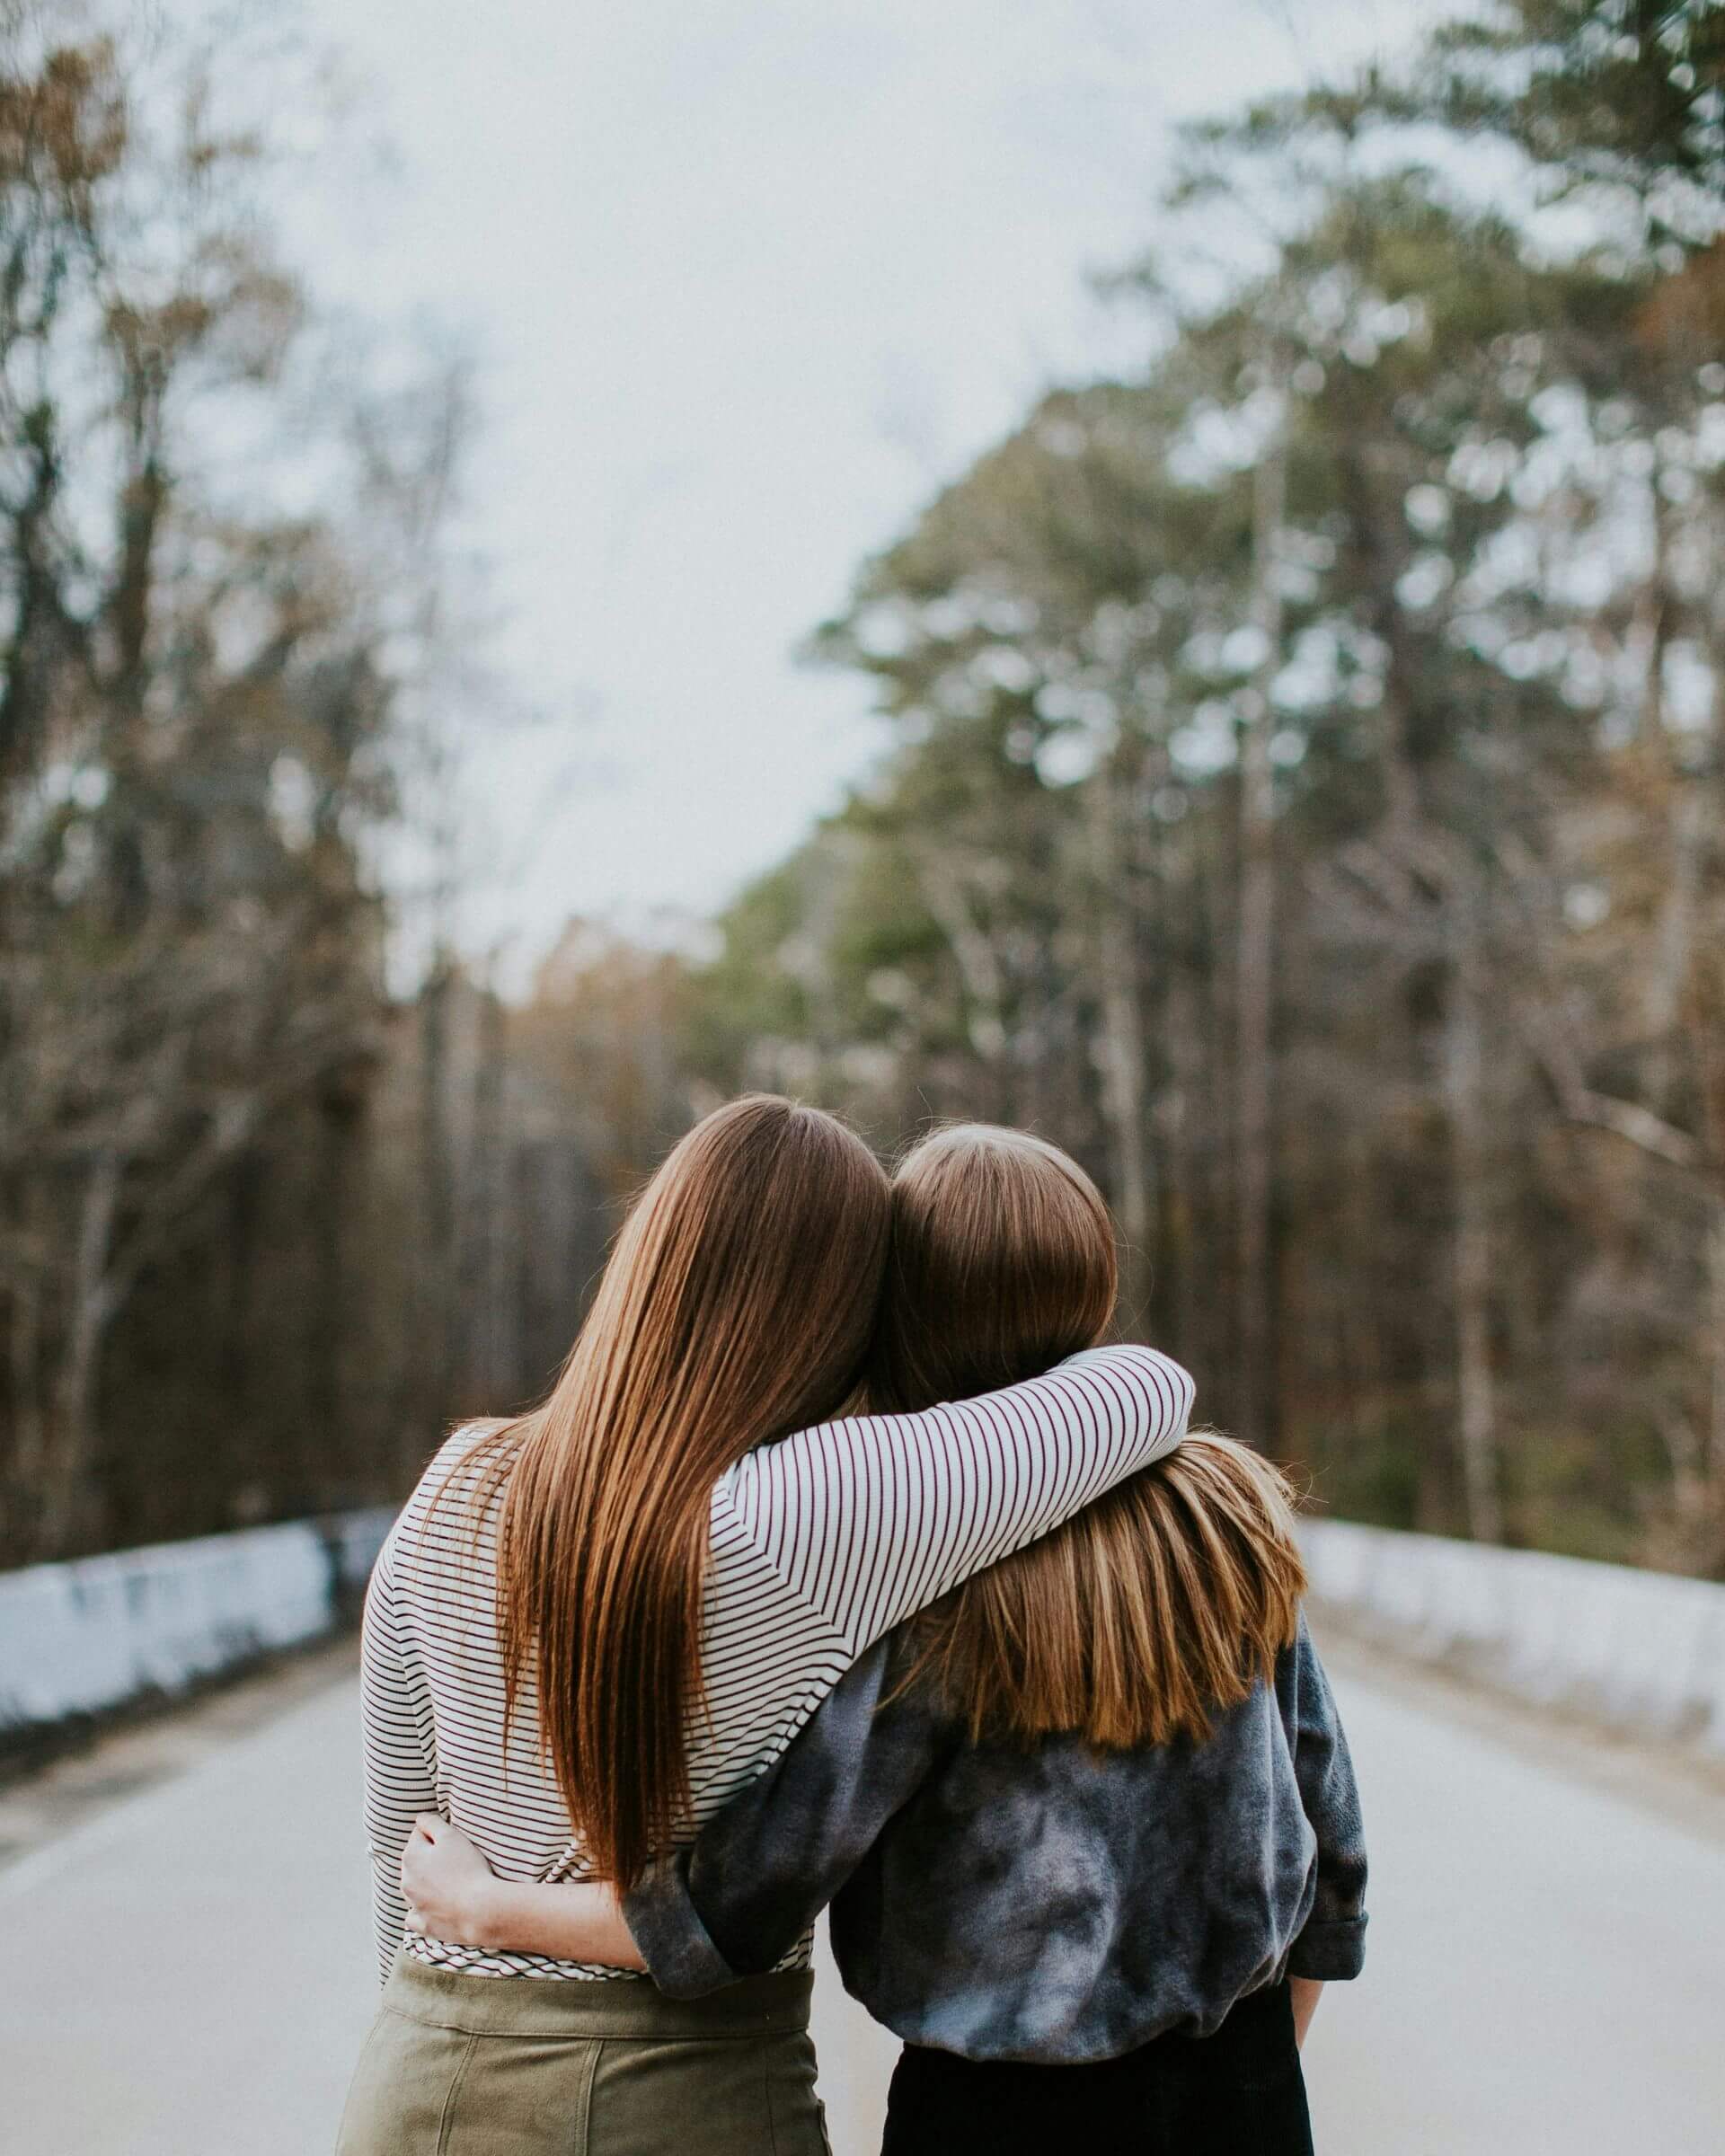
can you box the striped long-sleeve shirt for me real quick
[359,1343,1194,1982]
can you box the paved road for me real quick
[4,1649,1723,2154]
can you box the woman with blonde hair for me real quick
[402,1123,1365,2154]
[339,1099,1193,2156]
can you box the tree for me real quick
[0,11,472,1557]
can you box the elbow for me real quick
[1287,1914,1367,1983]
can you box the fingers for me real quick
[412,1812,443,1842]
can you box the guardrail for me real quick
[0,1507,396,1745]
[1301,1516,1725,1758]
[8,1507,1722,1763]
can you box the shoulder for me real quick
[389,1420,514,1566]
[406,1418,504,1501]
[782,1629,951,1775]
[1272,1605,1335,1710]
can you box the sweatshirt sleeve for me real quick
[358,1532,438,1983]
[624,1640,935,1998]
[1285,1613,1368,1981]
[721,1344,1193,1657]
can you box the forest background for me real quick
[5,0,1725,1581]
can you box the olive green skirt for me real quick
[337,1956,829,2156]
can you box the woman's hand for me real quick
[401,1814,502,1947]
[400,1813,649,1968]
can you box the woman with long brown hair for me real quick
[401,1124,1365,2155]
[338,1100,1193,2156]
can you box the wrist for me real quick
[461,1877,516,1951]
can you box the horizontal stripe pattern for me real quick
[361,1344,1193,1982]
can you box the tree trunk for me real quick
[1163,955,1205,1377]
[312,1074,367,1469]
[1087,759,1154,1325]
[1235,429,1286,1448]
[1701,985,1725,1506]
[415,959,458,1435]
[461,980,511,1409]
[4,1172,48,1523]
[1647,782,1703,1112]
[1637,485,1697,1113]
[38,1149,125,1558]
[916,854,1011,1118]
[1444,895,1503,1543]
[1704,1196,1725,1501]
[220,1151,262,1514]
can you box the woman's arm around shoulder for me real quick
[397,1641,936,1993]
[720,1344,1195,1654]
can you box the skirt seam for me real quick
[763,2044,781,2156]
[434,2030,479,2156]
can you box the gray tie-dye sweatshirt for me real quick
[624,1611,1366,2065]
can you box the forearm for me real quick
[730,1345,1195,1654]
[624,1641,934,1999]
[1289,1975,1323,2047]
[445,1876,647,1969]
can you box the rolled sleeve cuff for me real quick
[622,1856,743,2001]
[1287,1913,1367,1981]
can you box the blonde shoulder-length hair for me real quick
[877,1124,1305,1749]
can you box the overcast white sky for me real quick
[282,0,1437,976]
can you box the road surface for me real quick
[4,1640,1722,2154]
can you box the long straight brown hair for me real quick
[879,1125,1305,1749]
[464,1095,890,1887]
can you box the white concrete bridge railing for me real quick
[6,1506,1724,1764]
[1301,1517,1725,1757]
[0,1507,395,1744]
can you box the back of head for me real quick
[871,1124,1118,1412]
[475,1094,891,1886]
[878,1124,1304,1750]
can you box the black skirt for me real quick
[879,1981,1314,2156]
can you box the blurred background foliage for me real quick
[4,0,1725,1577]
